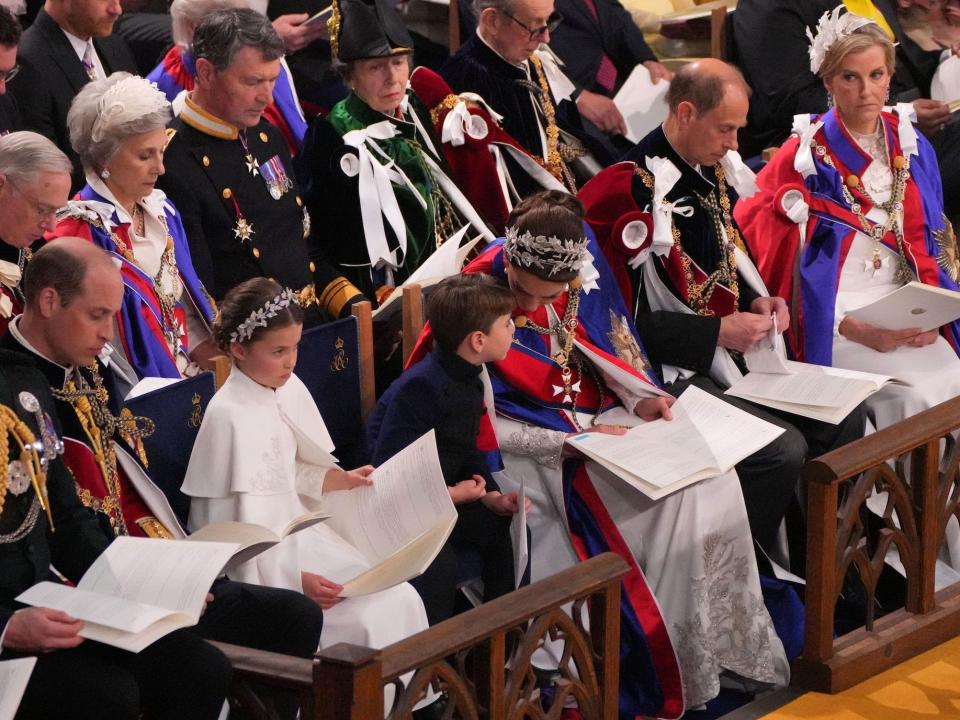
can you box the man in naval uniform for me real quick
[2,238,325,719]
[159,7,365,320]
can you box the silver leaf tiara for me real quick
[229,288,300,343]
[503,226,589,277]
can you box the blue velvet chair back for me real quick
[122,372,217,528]
[294,316,367,468]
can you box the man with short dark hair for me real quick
[158,7,358,321]
[10,0,138,189]
[579,59,866,560]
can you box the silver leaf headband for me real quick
[229,288,300,343]
[503,226,589,277]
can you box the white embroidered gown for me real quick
[182,367,430,650]
[494,305,789,710]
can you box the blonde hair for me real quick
[818,23,894,80]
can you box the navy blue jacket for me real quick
[367,348,498,491]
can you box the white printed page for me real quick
[614,65,670,144]
[509,473,528,589]
[15,582,174,634]
[568,402,719,489]
[744,314,790,375]
[323,430,456,564]
[0,657,36,720]
[404,226,474,286]
[75,536,239,617]
[728,369,874,409]
[846,281,960,332]
[676,385,785,470]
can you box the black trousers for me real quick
[412,500,518,625]
[8,579,323,720]
[666,374,866,553]
[8,626,231,720]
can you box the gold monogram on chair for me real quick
[330,337,350,373]
[188,392,205,429]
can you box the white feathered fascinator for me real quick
[806,6,876,75]
[90,75,170,144]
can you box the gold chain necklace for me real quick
[812,137,914,283]
[512,277,605,430]
[528,55,579,193]
[635,166,740,316]
[52,366,155,536]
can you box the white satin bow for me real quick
[646,155,693,257]
[719,149,759,198]
[791,115,825,179]
[342,120,425,270]
[441,99,489,147]
[895,102,919,158]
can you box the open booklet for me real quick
[845,281,960,332]
[187,509,331,573]
[725,314,898,424]
[318,429,457,597]
[613,64,669,144]
[16,537,239,653]
[372,226,482,321]
[303,4,332,25]
[566,385,785,500]
[0,658,36,720]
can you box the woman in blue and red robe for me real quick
[50,74,216,383]
[735,14,960,433]
[409,191,789,717]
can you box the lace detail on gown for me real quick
[671,532,780,707]
[501,424,566,469]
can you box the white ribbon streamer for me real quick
[719,149,759,198]
[645,155,693,257]
[896,101,919,158]
[341,121,417,271]
[440,100,489,147]
[791,114,825,179]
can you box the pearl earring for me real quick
[101,168,110,179]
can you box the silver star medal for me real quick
[7,459,29,495]
[18,391,39,414]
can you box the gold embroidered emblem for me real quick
[330,337,349,373]
[188,392,204,429]
[606,310,650,373]
[935,216,959,284]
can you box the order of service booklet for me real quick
[566,385,784,500]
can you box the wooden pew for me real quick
[214,552,630,719]
[794,396,960,692]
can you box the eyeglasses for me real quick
[9,181,62,222]
[0,65,19,83]
[500,9,563,41]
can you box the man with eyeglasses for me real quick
[0,132,72,336]
[440,0,626,191]
[0,7,22,136]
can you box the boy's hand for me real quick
[480,490,532,516]
[301,572,344,609]
[449,475,486,504]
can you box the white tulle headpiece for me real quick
[90,76,170,144]
[807,6,876,75]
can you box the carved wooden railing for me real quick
[794,396,960,692]
[213,552,630,719]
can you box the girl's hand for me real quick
[449,475,486,504]
[323,466,375,492]
[301,572,344,609]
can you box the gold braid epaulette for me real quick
[0,405,49,525]
[528,54,578,193]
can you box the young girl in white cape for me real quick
[182,277,430,650]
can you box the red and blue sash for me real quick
[408,234,683,718]
[54,187,215,379]
[739,108,960,364]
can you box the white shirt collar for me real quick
[85,174,170,223]
[476,27,529,71]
